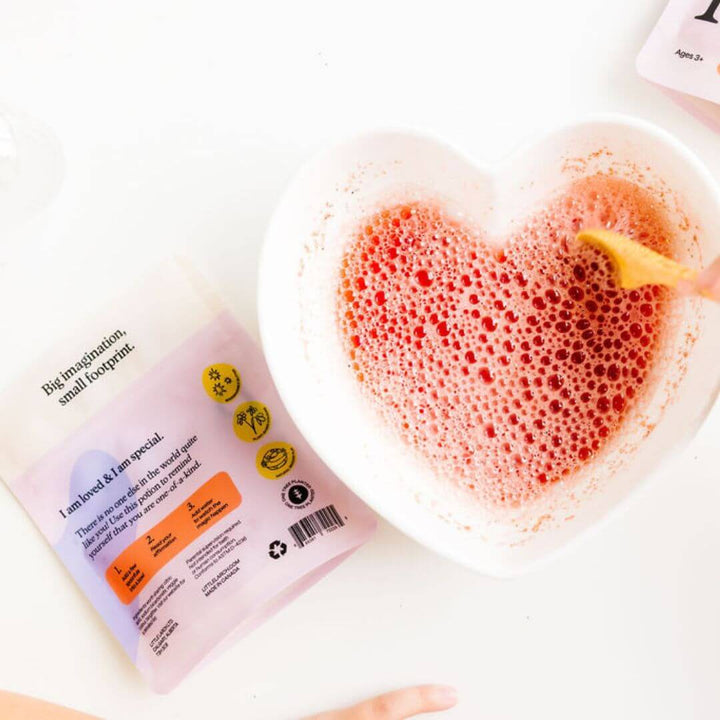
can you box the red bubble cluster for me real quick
[338,175,674,506]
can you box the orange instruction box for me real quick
[106,471,242,604]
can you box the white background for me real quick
[1,1,720,719]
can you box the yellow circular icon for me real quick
[202,363,241,403]
[256,442,296,479]
[233,401,272,442]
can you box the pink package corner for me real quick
[637,0,720,132]
[0,259,376,692]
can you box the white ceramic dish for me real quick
[258,116,720,576]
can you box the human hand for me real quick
[0,691,100,720]
[679,256,720,300]
[303,684,457,719]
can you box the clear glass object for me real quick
[0,111,18,197]
[0,104,64,253]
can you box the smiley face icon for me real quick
[202,363,242,403]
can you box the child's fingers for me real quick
[350,685,456,719]
[0,691,101,720]
[309,685,457,720]
[689,256,720,299]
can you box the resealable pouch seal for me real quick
[637,0,720,133]
[0,259,376,692]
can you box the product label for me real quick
[0,262,376,692]
[637,0,720,107]
[106,471,242,604]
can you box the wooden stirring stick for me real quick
[576,229,714,298]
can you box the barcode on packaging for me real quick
[288,505,345,548]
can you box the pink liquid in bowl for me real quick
[337,175,678,507]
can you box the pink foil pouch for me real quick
[0,260,376,692]
[637,0,720,132]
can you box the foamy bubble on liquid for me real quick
[338,176,675,508]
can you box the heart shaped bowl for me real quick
[258,116,720,576]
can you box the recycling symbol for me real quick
[268,540,287,560]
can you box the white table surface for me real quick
[1,2,720,718]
